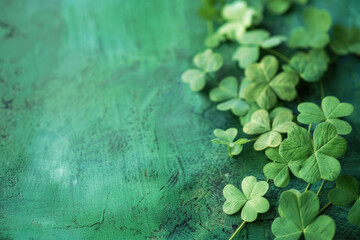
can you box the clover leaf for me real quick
[272,190,336,240]
[280,122,347,183]
[328,175,360,226]
[233,29,287,68]
[266,0,308,15]
[288,7,332,49]
[198,0,224,22]
[223,176,269,222]
[284,50,329,82]
[263,147,301,188]
[211,128,248,157]
[330,25,360,56]
[239,102,261,126]
[217,1,255,42]
[243,55,299,109]
[297,96,354,135]
[182,49,223,91]
[243,108,295,151]
[209,76,250,116]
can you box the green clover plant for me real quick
[233,29,286,68]
[272,190,336,240]
[209,76,250,116]
[288,7,332,49]
[283,50,329,82]
[266,0,308,15]
[223,176,269,221]
[181,49,223,91]
[217,1,255,42]
[211,128,248,157]
[280,122,347,183]
[297,96,354,135]
[243,108,295,151]
[243,55,299,109]
[263,147,301,188]
[328,175,360,226]
[330,25,360,56]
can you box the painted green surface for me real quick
[0,0,359,239]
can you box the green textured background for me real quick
[0,0,360,239]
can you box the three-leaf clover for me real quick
[223,176,269,222]
[243,108,295,151]
[233,29,287,68]
[288,7,332,49]
[217,1,255,42]
[243,55,299,109]
[263,147,301,188]
[181,49,223,91]
[209,76,250,116]
[330,25,360,56]
[297,96,354,135]
[272,190,336,240]
[266,0,308,15]
[280,122,347,183]
[211,128,248,157]
[283,50,329,82]
[328,175,360,226]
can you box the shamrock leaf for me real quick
[284,50,329,82]
[266,0,308,15]
[233,29,286,68]
[209,76,250,116]
[217,1,255,42]
[240,102,261,126]
[243,108,295,151]
[328,175,360,226]
[243,55,299,109]
[211,128,248,156]
[288,7,332,49]
[331,25,360,56]
[182,49,223,91]
[223,176,270,222]
[280,122,347,183]
[263,147,301,188]
[297,96,354,135]
[272,190,336,240]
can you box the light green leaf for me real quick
[221,1,255,26]
[213,128,237,144]
[218,22,246,41]
[233,46,259,69]
[244,109,294,151]
[328,175,359,206]
[287,50,329,82]
[181,69,206,91]
[260,35,287,49]
[209,76,250,116]
[240,102,261,126]
[193,49,223,72]
[297,96,354,135]
[223,176,269,222]
[223,184,247,215]
[230,144,243,155]
[331,25,360,55]
[272,190,335,240]
[266,0,308,15]
[239,29,270,45]
[243,55,298,109]
[288,7,332,49]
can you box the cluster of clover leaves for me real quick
[182,0,360,239]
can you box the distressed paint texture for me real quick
[0,0,360,239]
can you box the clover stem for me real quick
[227,146,233,158]
[304,183,311,192]
[229,221,246,240]
[318,79,325,100]
[308,124,312,134]
[266,178,270,183]
[316,179,326,196]
[263,48,290,63]
[248,136,259,142]
[319,202,332,214]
